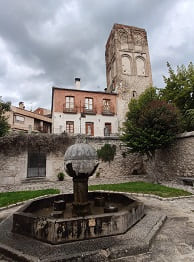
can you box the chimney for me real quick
[75,78,81,89]
[19,102,25,110]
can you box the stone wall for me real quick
[0,132,194,186]
[87,137,145,182]
[0,136,144,185]
[145,131,194,180]
[0,151,28,185]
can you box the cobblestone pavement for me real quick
[138,196,194,262]
[0,181,194,261]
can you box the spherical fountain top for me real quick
[64,143,98,178]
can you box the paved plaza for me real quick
[0,181,194,261]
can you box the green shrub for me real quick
[97,144,116,164]
[57,172,65,181]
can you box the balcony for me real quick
[101,105,115,116]
[63,105,77,114]
[83,107,97,115]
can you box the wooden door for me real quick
[86,122,94,136]
[27,151,46,178]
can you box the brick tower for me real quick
[105,24,153,129]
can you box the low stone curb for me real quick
[145,215,167,245]
[0,206,167,261]
[0,194,57,212]
[94,190,194,201]
[0,243,39,262]
[108,215,167,260]
[1,191,193,213]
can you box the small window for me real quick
[85,98,93,111]
[104,123,111,136]
[14,115,25,123]
[66,121,74,134]
[120,32,128,50]
[132,91,137,97]
[103,99,111,112]
[65,96,74,109]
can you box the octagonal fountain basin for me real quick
[12,191,144,244]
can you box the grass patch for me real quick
[89,182,192,198]
[0,188,60,208]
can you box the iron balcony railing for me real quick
[83,107,97,115]
[101,104,115,116]
[63,104,77,114]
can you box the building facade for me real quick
[52,85,118,136]
[7,102,52,133]
[52,23,153,136]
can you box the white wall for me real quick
[53,112,119,137]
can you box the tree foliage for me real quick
[121,87,181,158]
[0,97,11,137]
[160,62,194,131]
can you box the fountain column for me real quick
[64,143,99,217]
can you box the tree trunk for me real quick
[149,151,159,184]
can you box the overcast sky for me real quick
[0,0,193,110]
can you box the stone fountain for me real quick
[12,143,145,244]
[64,143,99,217]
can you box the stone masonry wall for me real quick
[145,131,194,181]
[0,132,193,186]
[0,151,28,185]
[86,137,145,182]
[0,136,144,185]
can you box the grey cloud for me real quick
[0,0,193,109]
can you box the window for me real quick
[65,96,74,109]
[132,91,137,97]
[113,60,116,77]
[14,115,25,123]
[120,32,128,50]
[109,69,112,86]
[85,98,93,111]
[122,55,131,75]
[136,57,145,76]
[86,122,94,136]
[66,121,74,134]
[103,99,111,112]
[104,123,111,136]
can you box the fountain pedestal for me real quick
[72,175,90,216]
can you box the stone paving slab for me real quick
[0,208,165,261]
[1,182,194,261]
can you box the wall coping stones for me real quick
[177,131,194,139]
[92,190,194,201]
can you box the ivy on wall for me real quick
[0,133,73,154]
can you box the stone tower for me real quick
[105,24,153,129]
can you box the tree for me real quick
[160,62,194,131]
[121,87,181,182]
[0,97,11,137]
